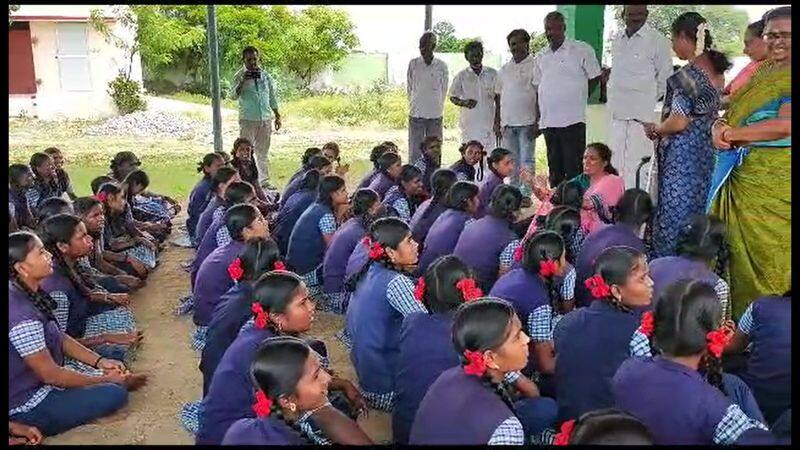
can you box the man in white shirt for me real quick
[494,29,539,190]
[534,11,602,188]
[407,32,449,163]
[607,5,673,189]
[449,40,498,156]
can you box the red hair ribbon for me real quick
[251,302,270,329]
[706,327,733,358]
[273,261,286,271]
[227,257,244,281]
[513,244,524,262]
[252,390,273,417]
[413,277,426,302]
[362,236,385,261]
[95,192,108,203]
[462,349,487,377]
[584,274,611,299]
[553,419,575,446]
[539,259,559,278]
[455,278,483,302]
[638,311,655,337]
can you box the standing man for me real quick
[407,32,449,163]
[534,11,602,188]
[449,40,498,155]
[230,46,281,189]
[494,29,539,190]
[607,5,672,188]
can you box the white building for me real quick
[9,5,143,120]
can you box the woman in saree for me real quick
[641,12,732,259]
[529,142,624,237]
[722,20,769,101]
[709,6,791,319]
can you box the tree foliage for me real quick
[529,31,549,55]
[609,5,749,55]
[132,5,358,92]
[432,21,478,53]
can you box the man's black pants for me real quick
[543,122,586,188]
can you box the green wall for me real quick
[557,4,605,104]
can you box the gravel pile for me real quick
[85,111,204,139]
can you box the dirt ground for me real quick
[47,226,393,445]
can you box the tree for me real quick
[609,5,749,55]
[282,6,359,88]
[432,21,478,53]
[131,5,358,93]
[529,31,548,55]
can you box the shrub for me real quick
[108,74,147,115]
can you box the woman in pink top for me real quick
[529,143,624,237]
[723,20,768,98]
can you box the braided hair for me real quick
[452,299,519,411]
[544,206,581,264]
[9,232,58,320]
[249,336,317,444]
[211,166,240,198]
[417,169,457,223]
[238,238,282,282]
[591,246,647,312]
[251,271,306,335]
[486,148,512,179]
[521,231,565,330]
[39,214,102,298]
[197,152,224,178]
[444,181,480,212]
[350,188,381,230]
[653,278,726,395]
[676,214,729,282]
[488,184,523,224]
[231,137,260,184]
[395,164,423,216]
[225,204,262,242]
[419,255,477,314]
[223,181,256,208]
[345,217,412,292]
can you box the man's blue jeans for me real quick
[10,383,128,436]
[502,124,537,194]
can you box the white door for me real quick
[56,22,92,91]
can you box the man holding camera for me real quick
[231,46,282,189]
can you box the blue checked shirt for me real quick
[737,303,755,335]
[392,198,412,223]
[560,265,576,300]
[386,274,428,317]
[25,188,40,212]
[318,213,337,235]
[456,172,469,181]
[713,404,769,444]
[49,291,71,332]
[412,156,427,174]
[629,329,653,357]
[488,416,525,445]
[9,320,56,415]
[215,225,232,248]
[528,305,564,343]
[499,240,521,270]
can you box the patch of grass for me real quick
[165,88,461,130]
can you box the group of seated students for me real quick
[174,134,790,446]
[8,147,183,443]
[9,136,790,445]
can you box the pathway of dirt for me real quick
[47,227,392,445]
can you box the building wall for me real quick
[9,18,143,121]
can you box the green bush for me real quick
[108,74,147,115]
[282,87,459,129]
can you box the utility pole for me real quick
[206,4,223,153]
[424,5,432,31]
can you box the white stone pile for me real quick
[85,111,203,140]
